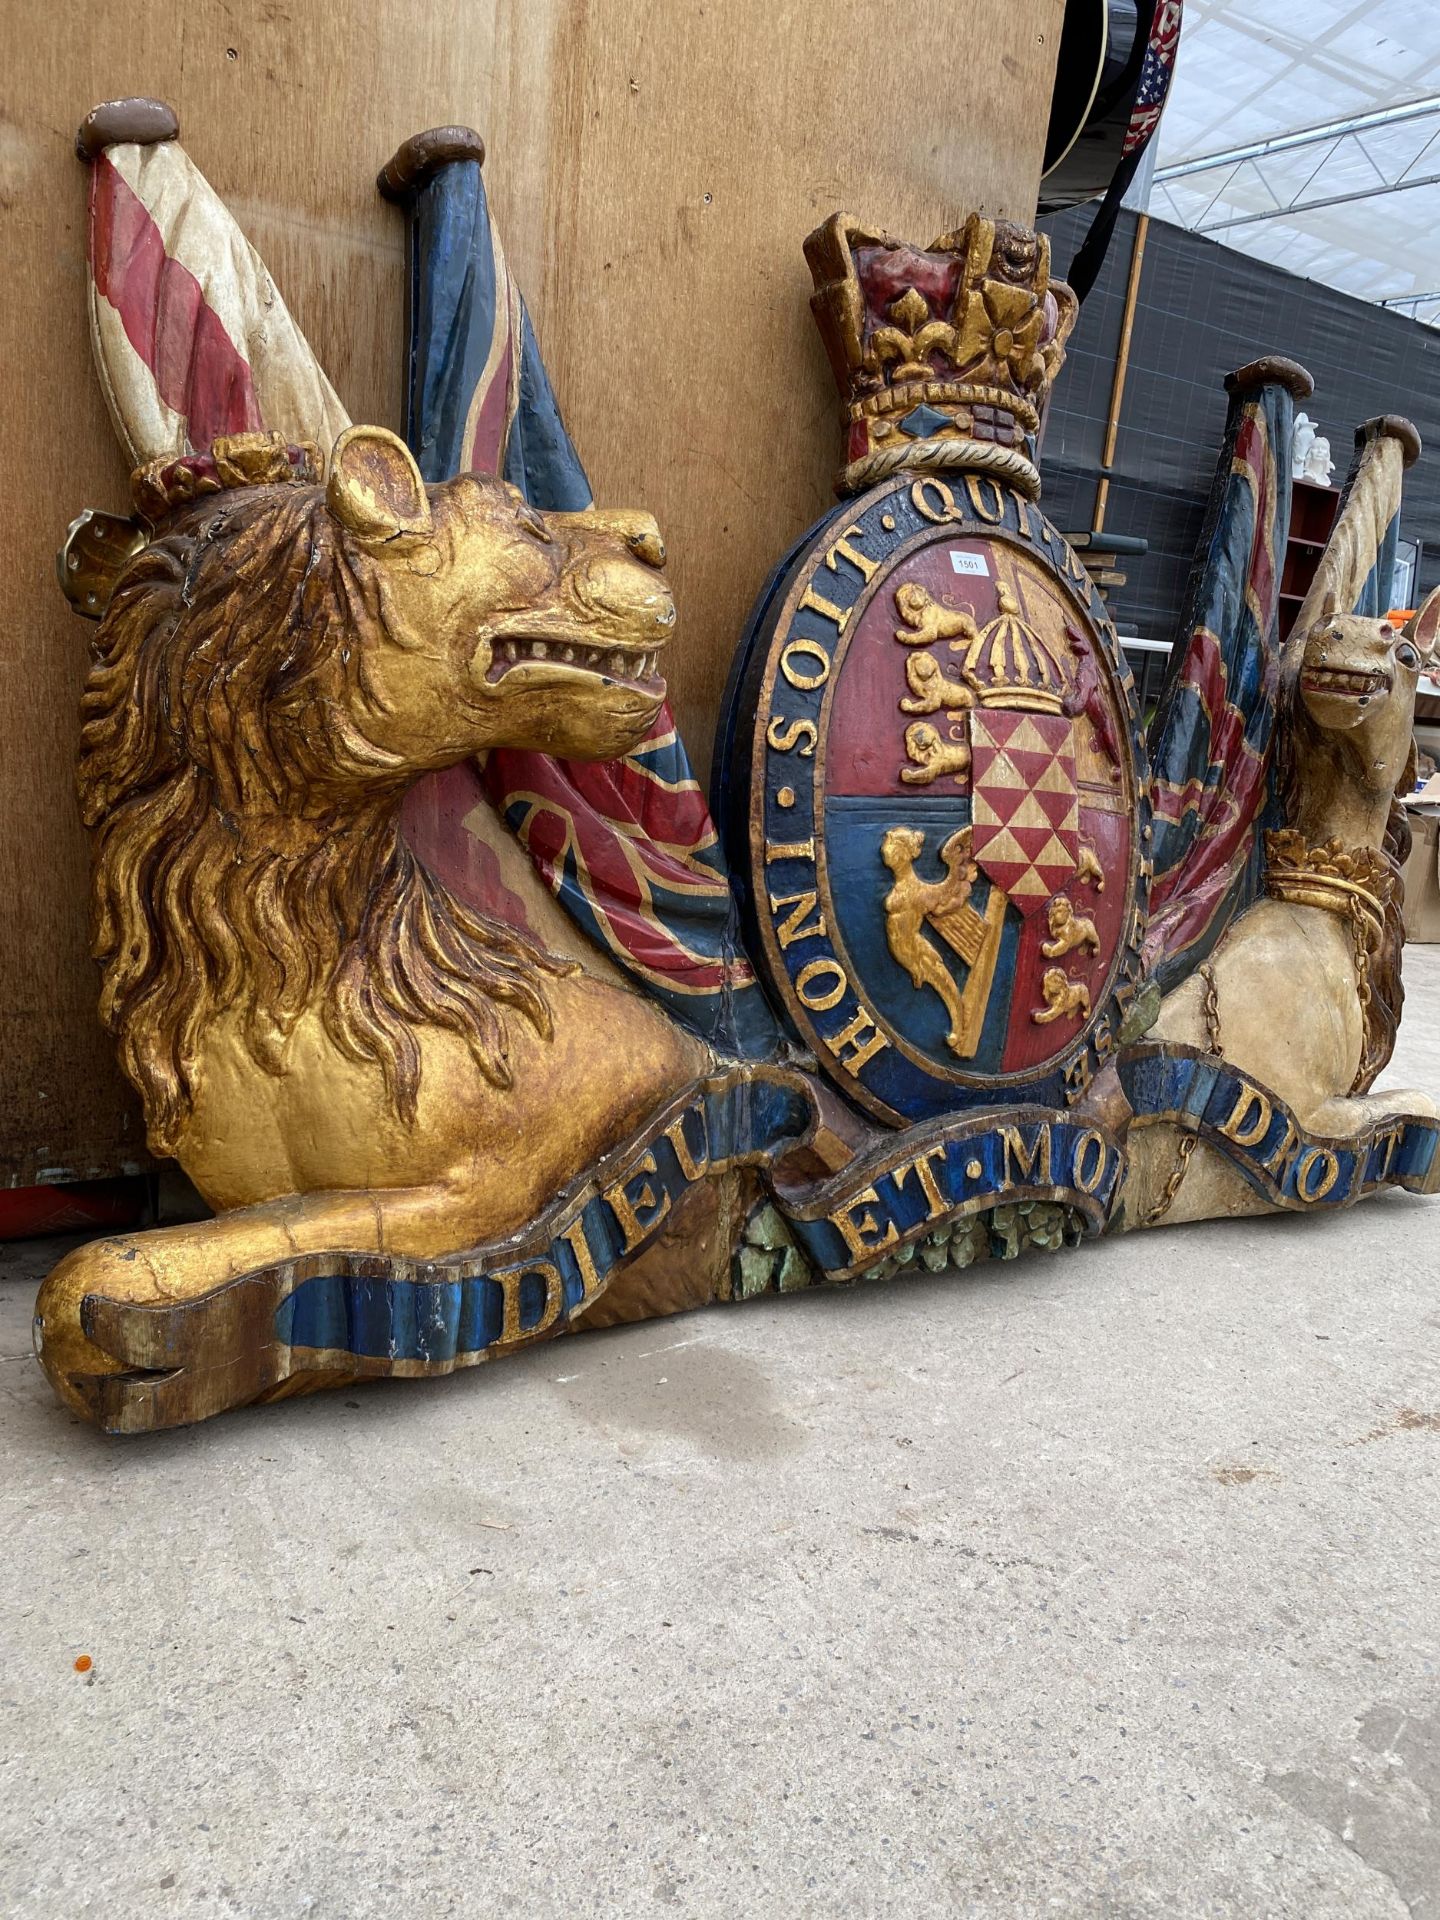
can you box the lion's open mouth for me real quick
[1300,666,1390,699]
[483,634,665,688]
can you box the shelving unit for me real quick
[1278,477,1340,643]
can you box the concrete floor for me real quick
[3,963,1440,1918]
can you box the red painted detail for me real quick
[855,245,962,353]
[485,715,754,993]
[457,210,517,475]
[90,154,262,449]
[400,765,535,935]
[970,710,1078,915]
[1063,625,1123,774]
[0,1181,147,1241]
[1143,398,1281,971]
[825,537,1002,799]
[466,332,515,474]
[999,802,1131,1075]
[1236,412,1276,617]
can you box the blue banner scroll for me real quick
[1122,1045,1440,1208]
[268,1071,1125,1376]
[775,1108,1123,1277]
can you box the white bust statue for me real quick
[1291,412,1315,480]
[1302,434,1335,485]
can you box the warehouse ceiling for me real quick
[1149,0,1440,323]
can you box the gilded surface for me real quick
[40,166,1440,1435]
[1041,896,1100,959]
[1032,968,1090,1026]
[1125,591,1440,1224]
[880,826,1006,1057]
[900,651,978,715]
[804,211,1079,498]
[36,427,710,1412]
[745,468,1148,1126]
[900,721,972,786]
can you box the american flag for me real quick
[1124,1,1184,157]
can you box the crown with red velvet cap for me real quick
[805,212,1078,501]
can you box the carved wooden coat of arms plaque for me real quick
[720,216,1149,1123]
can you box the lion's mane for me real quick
[79,484,569,1156]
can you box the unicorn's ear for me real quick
[1402,733,1420,798]
[1407,583,1440,664]
[326,426,433,540]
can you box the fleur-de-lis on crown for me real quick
[870,286,961,380]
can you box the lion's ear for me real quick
[326,426,433,540]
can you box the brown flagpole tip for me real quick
[76,97,180,163]
[1358,414,1422,469]
[1224,356,1314,402]
[378,126,486,201]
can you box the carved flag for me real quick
[383,132,779,1056]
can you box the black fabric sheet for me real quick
[1038,207,1440,639]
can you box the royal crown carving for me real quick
[805,213,1079,498]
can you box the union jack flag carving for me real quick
[380,130,779,1056]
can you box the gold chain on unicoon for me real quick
[1264,828,1396,1093]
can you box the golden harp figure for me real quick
[880,827,1006,1058]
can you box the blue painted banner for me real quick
[274,1067,814,1369]
[1122,1044,1440,1207]
[779,1106,1123,1277]
[270,1068,1124,1370]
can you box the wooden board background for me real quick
[0,0,1061,1184]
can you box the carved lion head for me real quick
[76,426,678,1152]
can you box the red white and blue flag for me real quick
[83,119,777,1057]
[1146,372,1405,989]
[1124,1,1184,158]
[1144,363,1295,986]
[84,135,350,467]
[387,140,778,1054]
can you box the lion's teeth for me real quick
[532,641,548,660]
[561,646,574,663]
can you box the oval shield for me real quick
[723,471,1152,1124]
